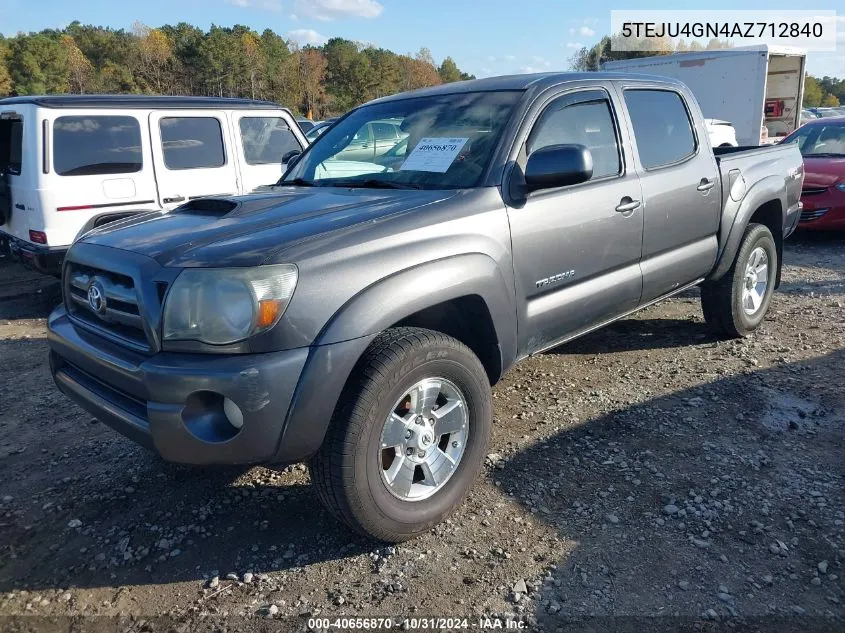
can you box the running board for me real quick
[528,278,705,357]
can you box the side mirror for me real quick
[524,144,593,192]
[282,149,302,167]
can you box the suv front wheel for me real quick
[309,327,492,542]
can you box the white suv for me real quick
[0,95,306,275]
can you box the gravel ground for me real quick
[0,232,844,632]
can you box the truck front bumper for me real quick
[47,306,370,465]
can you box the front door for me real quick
[507,88,644,355]
[148,111,238,210]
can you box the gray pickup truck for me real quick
[48,73,803,542]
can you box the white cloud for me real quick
[566,42,583,49]
[518,66,549,74]
[578,25,595,37]
[531,55,551,68]
[486,54,516,63]
[286,28,329,45]
[293,0,383,21]
[226,0,280,10]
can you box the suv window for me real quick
[0,117,23,175]
[239,117,300,165]
[160,117,225,170]
[528,98,621,180]
[372,122,398,141]
[54,115,142,177]
[624,90,696,169]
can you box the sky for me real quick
[0,0,843,78]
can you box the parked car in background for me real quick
[705,119,738,147]
[782,117,845,230]
[810,107,845,119]
[305,119,335,143]
[296,118,316,133]
[801,108,819,126]
[48,72,802,542]
[0,96,306,275]
[333,118,407,161]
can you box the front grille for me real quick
[65,263,150,352]
[801,208,829,222]
[802,186,828,196]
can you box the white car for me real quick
[705,119,738,147]
[0,95,307,275]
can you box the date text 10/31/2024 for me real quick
[306,617,528,630]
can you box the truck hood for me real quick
[79,186,455,267]
[801,156,845,187]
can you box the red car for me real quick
[782,117,845,230]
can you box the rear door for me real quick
[615,84,720,304]
[230,112,305,193]
[148,111,238,209]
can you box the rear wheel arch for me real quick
[710,178,784,283]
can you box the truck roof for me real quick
[371,71,685,103]
[0,95,285,110]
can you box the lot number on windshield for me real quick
[400,137,469,173]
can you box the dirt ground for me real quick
[0,232,844,632]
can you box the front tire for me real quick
[309,327,493,542]
[701,222,777,337]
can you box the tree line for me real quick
[569,35,841,108]
[0,22,474,118]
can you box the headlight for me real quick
[836,182,845,193]
[163,265,298,345]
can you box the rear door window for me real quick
[239,117,300,165]
[624,90,696,169]
[54,115,142,176]
[159,117,226,170]
[0,117,23,175]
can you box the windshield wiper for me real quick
[283,177,318,187]
[334,179,424,190]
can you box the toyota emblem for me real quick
[87,282,107,314]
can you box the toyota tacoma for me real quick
[48,73,803,542]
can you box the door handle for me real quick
[697,178,715,192]
[615,198,641,213]
[163,195,186,204]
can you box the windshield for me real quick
[783,122,845,156]
[284,90,521,189]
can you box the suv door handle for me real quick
[615,198,641,213]
[163,195,186,204]
[697,178,715,192]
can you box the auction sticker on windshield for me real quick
[400,137,469,173]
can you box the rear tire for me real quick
[309,327,492,542]
[701,222,777,337]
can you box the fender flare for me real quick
[317,252,517,364]
[708,175,785,282]
[271,253,518,462]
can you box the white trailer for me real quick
[603,45,806,147]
